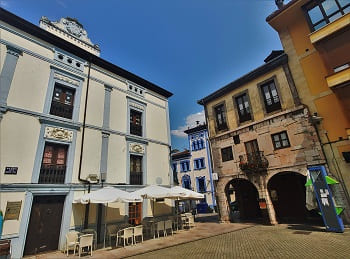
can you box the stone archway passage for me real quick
[268,172,307,223]
[225,178,261,221]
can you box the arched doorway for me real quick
[225,178,261,221]
[268,172,308,223]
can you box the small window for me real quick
[342,152,350,163]
[194,158,205,170]
[221,146,233,162]
[304,0,350,31]
[214,104,228,131]
[272,131,290,149]
[50,83,75,119]
[260,80,281,113]
[130,109,142,136]
[235,93,252,123]
[182,174,191,190]
[233,135,240,145]
[130,155,143,185]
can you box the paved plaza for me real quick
[26,214,350,259]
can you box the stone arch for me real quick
[267,171,309,223]
[225,178,262,221]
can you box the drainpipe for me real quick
[78,59,92,229]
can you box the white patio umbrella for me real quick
[132,185,176,200]
[170,186,205,200]
[73,186,142,248]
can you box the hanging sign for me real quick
[308,166,344,233]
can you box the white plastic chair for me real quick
[155,221,166,238]
[117,227,134,247]
[65,231,79,256]
[133,225,144,244]
[187,215,195,228]
[164,220,173,236]
[76,234,93,257]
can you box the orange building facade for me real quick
[267,0,350,221]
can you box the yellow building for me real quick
[0,8,173,257]
[267,0,350,222]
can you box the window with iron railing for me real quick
[197,177,206,193]
[235,93,252,123]
[39,143,68,184]
[304,0,350,31]
[50,83,75,119]
[130,155,143,185]
[260,80,281,113]
[214,103,228,131]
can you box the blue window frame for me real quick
[180,160,190,172]
[194,158,205,170]
[192,138,205,151]
[196,176,206,193]
[182,174,191,190]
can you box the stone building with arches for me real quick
[198,51,326,224]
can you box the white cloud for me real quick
[0,1,9,7]
[171,111,205,138]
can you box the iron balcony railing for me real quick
[50,100,73,119]
[239,151,269,173]
[130,123,142,136]
[130,171,143,185]
[238,112,252,123]
[38,165,66,184]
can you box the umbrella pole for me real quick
[103,203,108,248]
[152,199,155,239]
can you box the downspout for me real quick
[78,58,92,229]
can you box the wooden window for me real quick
[182,175,191,190]
[235,93,252,123]
[260,80,281,113]
[194,158,205,170]
[39,143,68,184]
[221,146,233,162]
[130,155,143,185]
[50,83,75,119]
[128,202,142,225]
[245,139,260,155]
[304,0,350,31]
[271,131,290,150]
[130,109,142,136]
[214,104,228,131]
[180,160,190,172]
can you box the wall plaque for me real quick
[129,143,145,154]
[4,201,22,220]
[4,167,18,175]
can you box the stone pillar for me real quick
[217,179,230,222]
[0,45,23,118]
[264,186,278,225]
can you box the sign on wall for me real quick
[4,167,18,175]
[4,201,22,220]
[308,166,344,233]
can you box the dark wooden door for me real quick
[24,195,65,255]
[245,139,259,154]
[128,203,142,225]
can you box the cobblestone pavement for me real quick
[128,224,350,259]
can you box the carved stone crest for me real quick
[44,126,73,142]
[54,73,80,86]
[62,18,86,38]
[129,143,145,154]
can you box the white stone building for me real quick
[0,8,172,257]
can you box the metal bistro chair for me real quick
[133,225,144,244]
[107,225,119,247]
[65,231,79,256]
[164,220,173,236]
[76,234,93,257]
[155,221,166,238]
[116,227,134,247]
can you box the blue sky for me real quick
[1,0,284,150]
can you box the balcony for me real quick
[130,171,143,185]
[130,123,142,136]
[50,100,73,119]
[38,165,66,184]
[309,13,350,44]
[326,65,350,89]
[239,151,269,173]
